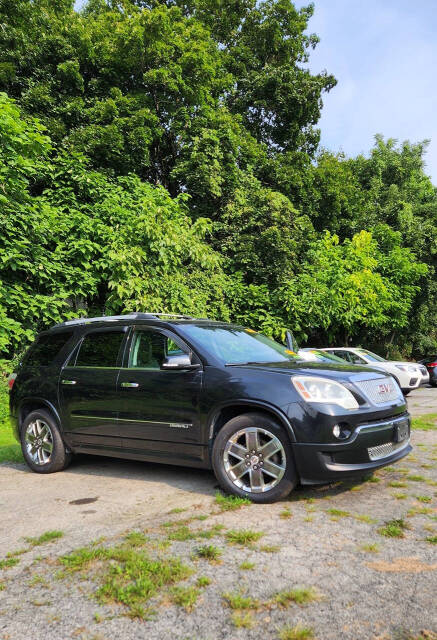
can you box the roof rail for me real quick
[51,312,194,329]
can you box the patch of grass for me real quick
[0,418,23,463]
[366,475,381,483]
[239,561,255,570]
[0,582,5,591]
[411,413,437,431]
[407,475,426,482]
[231,611,255,628]
[389,481,408,488]
[171,585,200,611]
[194,545,222,562]
[215,492,251,511]
[223,590,259,610]
[168,507,187,514]
[6,548,28,558]
[28,574,48,587]
[354,514,377,524]
[196,576,211,587]
[167,524,224,542]
[378,518,409,538]
[416,495,432,503]
[425,536,437,544]
[0,557,19,569]
[392,492,408,500]
[327,508,350,519]
[360,543,380,553]
[259,544,280,553]
[274,587,319,607]
[279,508,292,519]
[278,624,315,640]
[225,529,263,546]
[407,506,433,516]
[60,543,192,615]
[123,532,149,547]
[25,530,64,547]
[125,604,155,620]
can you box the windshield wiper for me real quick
[225,361,266,366]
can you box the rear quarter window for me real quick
[25,332,73,367]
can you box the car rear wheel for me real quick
[212,412,297,503]
[402,390,411,396]
[21,410,72,474]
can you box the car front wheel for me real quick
[212,412,297,503]
[21,409,72,474]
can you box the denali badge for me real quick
[169,423,191,429]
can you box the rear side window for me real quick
[26,332,73,367]
[74,331,125,368]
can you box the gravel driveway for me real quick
[0,387,436,640]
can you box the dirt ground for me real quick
[0,387,436,640]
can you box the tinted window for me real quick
[129,331,187,369]
[75,331,125,367]
[180,325,300,365]
[26,332,73,367]
[356,349,386,363]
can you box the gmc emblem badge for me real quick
[378,383,392,394]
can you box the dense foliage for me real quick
[0,0,435,358]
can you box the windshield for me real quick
[356,349,386,363]
[180,325,300,365]
[299,349,346,364]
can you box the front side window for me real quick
[25,332,73,367]
[347,351,367,364]
[74,331,125,368]
[356,349,386,363]
[129,331,188,369]
[180,325,300,365]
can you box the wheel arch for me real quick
[207,400,297,446]
[18,398,62,433]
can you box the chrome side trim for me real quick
[71,414,192,427]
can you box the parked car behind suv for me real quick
[10,314,411,503]
[321,347,426,395]
[418,355,437,387]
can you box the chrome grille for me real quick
[355,377,402,404]
[368,439,410,461]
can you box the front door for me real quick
[117,327,203,458]
[59,327,128,449]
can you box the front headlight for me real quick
[292,376,359,410]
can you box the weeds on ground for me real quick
[196,576,211,587]
[25,531,63,547]
[168,508,187,514]
[194,545,222,562]
[239,561,255,570]
[171,585,200,611]
[407,475,426,482]
[0,557,19,569]
[278,624,315,639]
[360,543,380,553]
[223,590,259,610]
[59,543,192,616]
[274,587,319,607]
[279,508,292,519]
[231,611,255,628]
[167,524,224,542]
[225,529,263,546]
[411,413,437,431]
[259,544,280,553]
[215,492,251,511]
[389,481,408,488]
[425,536,437,544]
[354,514,377,524]
[378,518,409,538]
[327,508,350,520]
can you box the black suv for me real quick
[10,314,412,503]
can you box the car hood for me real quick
[227,360,388,382]
[382,361,421,370]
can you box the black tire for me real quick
[430,381,437,388]
[402,390,411,396]
[20,409,72,474]
[212,412,297,503]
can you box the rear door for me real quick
[59,327,128,450]
[117,326,203,458]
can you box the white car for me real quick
[320,347,427,395]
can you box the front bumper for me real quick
[293,413,411,484]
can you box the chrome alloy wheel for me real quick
[223,427,286,493]
[24,419,53,465]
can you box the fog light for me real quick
[333,423,351,440]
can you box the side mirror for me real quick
[161,353,201,370]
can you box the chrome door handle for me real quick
[61,379,77,385]
[121,382,139,388]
